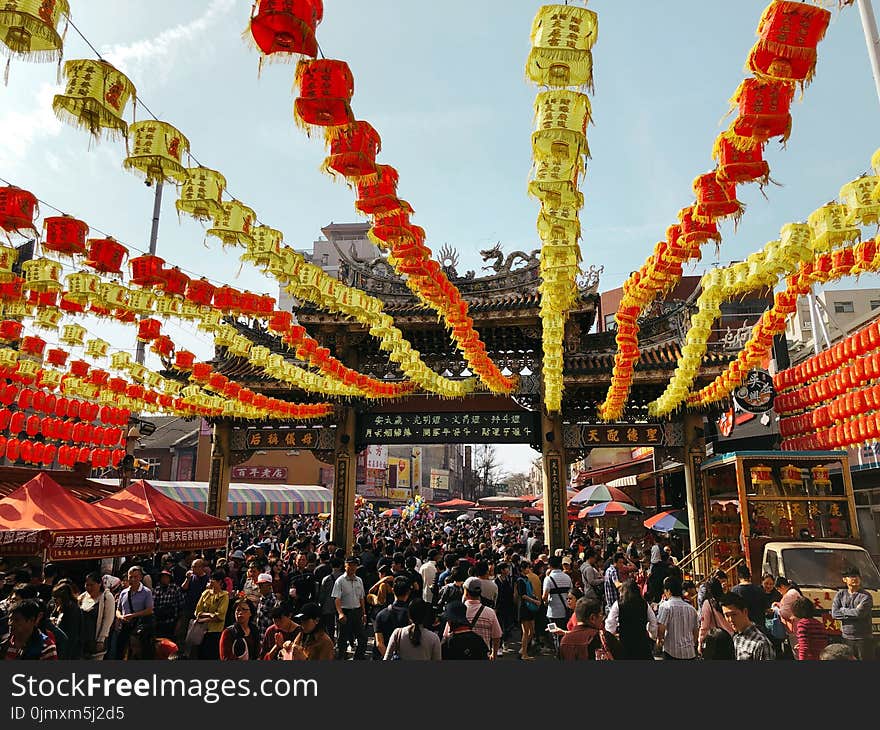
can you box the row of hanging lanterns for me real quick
[688,236,880,408]
[526,3,597,413]
[599,0,834,421]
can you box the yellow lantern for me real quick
[85,338,109,358]
[178,300,201,320]
[21,257,62,292]
[53,59,135,140]
[207,200,256,248]
[197,308,221,332]
[128,362,147,383]
[0,244,18,282]
[526,3,597,88]
[64,271,100,304]
[213,324,238,347]
[38,369,61,389]
[163,380,183,396]
[0,347,19,367]
[181,384,200,400]
[124,120,190,185]
[532,156,584,187]
[840,176,880,226]
[110,351,132,370]
[3,301,30,319]
[143,370,163,390]
[34,306,62,331]
[532,90,591,168]
[537,212,581,242]
[97,281,128,309]
[0,0,69,63]
[176,167,226,221]
[227,335,252,357]
[126,288,156,315]
[243,226,283,267]
[16,359,40,378]
[807,203,860,252]
[249,346,271,367]
[155,294,182,318]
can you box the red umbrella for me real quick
[569,485,634,506]
[578,500,643,519]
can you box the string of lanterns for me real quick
[688,236,880,408]
[246,1,514,394]
[526,3,596,413]
[650,153,880,416]
[598,0,834,421]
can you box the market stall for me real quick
[0,473,155,559]
[96,480,228,551]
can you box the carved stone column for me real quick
[541,410,569,553]
[331,406,357,552]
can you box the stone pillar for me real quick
[331,407,357,553]
[207,420,232,519]
[681,412,707,576]
[541,410,568,553]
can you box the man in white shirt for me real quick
[542,555,572,653]
[579,548,604,602]
[656,576,699,660]
[419,549,439,604]
[331,556,367,660]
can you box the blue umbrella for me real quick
[644,509,689,533]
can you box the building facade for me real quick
[785,287,880,349]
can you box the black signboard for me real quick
[359,411,539,445]
[563,423,673,449]
[733,370,776,414]
[332,456,349,549]
[207,455,223,517]
[245,428,321,450]
[546,454,566,549]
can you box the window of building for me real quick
[833,301,854,314]
[871,300,880,310]
[802,320,812,330]
[321,253,329,266]
[604,313,617,331]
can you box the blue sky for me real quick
[1,1,878,476]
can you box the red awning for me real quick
[0,473,155,559]
[432,498,475,509]
[97,480,228,551]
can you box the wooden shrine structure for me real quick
[201,241,732,551]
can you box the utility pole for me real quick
[134,181,164,365]
[857,0,880,107]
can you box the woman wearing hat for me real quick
[282,603,334,660]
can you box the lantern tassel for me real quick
[3,57,9,86]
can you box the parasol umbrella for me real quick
[456,513,473,521]
[569,484,634,506]
[644,509,689,533]
[578,501,643,519]
[379,508,401,518]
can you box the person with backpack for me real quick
[441,577,502,659]
[515,562,541,660]
[440,601,489,660]
[434,566,467,634]
[373,577,412,659]
[542,555,573,655]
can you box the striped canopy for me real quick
[95,480,332,517]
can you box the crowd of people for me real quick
[0,511,873,661]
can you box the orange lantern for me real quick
[185,278,216,306]
[323,121,381,179]
[294,59,355,130]
[136,318,161,342]
[248,0,322,60]
[42,215,89,257]
[84,237,127,275]
[678,206,720,249]
[158,266,190,297]
[693,173,743,222]
[726,79,794,148]
[0,186,38,236]
[747,1,831,87]
[356,164,403,216]
[129,254,166,287]
[714,137,770,185]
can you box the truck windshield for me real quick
[782,548,880,590]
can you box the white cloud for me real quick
[101,0,236,74]
[0,83,63,171]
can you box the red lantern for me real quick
[88,369,110,387]
[76,446,92,463]
[5,437,20,461]
[84,238,128,274]
[324,121,381,179]
[19,439,34,464]
[0,319,22,343]
[41,443,56,465]
[727,79,794,147]
[111,449,124,467]
[174,350,196,370]
[714,137,771,185]
[69,359,90,378]
[678,206,720,249]
[213,285,242,313]
[747,1,831,86]
[237,291,259,317]
[831,248,855,278]
[9,410,25,435]
[42,216,89,256]
[46,348,68,367]
[693,173,743,223]
[0,276,24,302]
[267,310,293,334]
[67,400,81,419]
[185,278,216,306]
[0,409,9,431]
[20,336,46,357]
[208,373,229,391]
[249,0,322,59]
[0,186,38,235]
[129,254,166,286]
[108,377,127,394]
[223,382,242,399]
[59,295,86,314]
[192,362,213,383]
[125,384,145,401]
[151,335,175,358]
[356,165,404,216]
[294,59,355,129]
[158,266,190,296]
[136,318,162,342]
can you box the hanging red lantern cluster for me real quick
[600,0,832,420]
[0,186,39,237]
[747,1,831,87]
[248,0,323,61]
